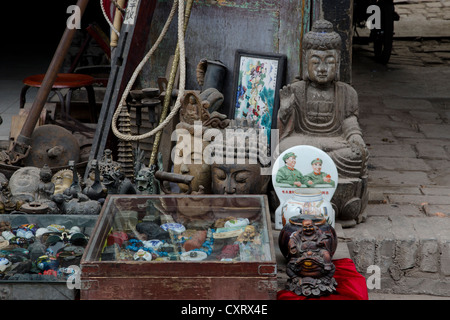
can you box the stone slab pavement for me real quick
[342,42,450,298]
[356,0,450,38]
[394,0,450,37]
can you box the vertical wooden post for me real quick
[299,0,312,76]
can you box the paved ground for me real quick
[394,0,450,37]
[343,36,450,297]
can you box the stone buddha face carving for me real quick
[306,49,338,85]
[51,169,74,194]
[9,166,41,201]
[211,161,269,195]
[301,20,342,83]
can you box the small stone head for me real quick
[135,168,153,192]
[40,164,53,183]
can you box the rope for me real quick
[111,0,188,143]
[149,0,194,166]
[100,0,121,36]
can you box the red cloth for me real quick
[277,258,368,300]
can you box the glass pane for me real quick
[98,195,272,262]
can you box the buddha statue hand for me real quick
[348,134,368,159]
[279,84,295,120]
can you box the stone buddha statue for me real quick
[277,20,369,227]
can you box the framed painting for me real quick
[230,50,287,141]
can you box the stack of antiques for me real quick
[0,219,92,282]
[0,16,369,299]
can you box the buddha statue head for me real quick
[51,169,75,194]
[212,159,269,195]
[211,128,270,195]
[302,19,342,84]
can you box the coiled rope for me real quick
[110,0,189,149]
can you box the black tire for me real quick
[372,0,394,64]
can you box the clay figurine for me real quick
[236,225,261,245]
[83,160,107,201]
[37,164,55,201]
[285,218,337,297]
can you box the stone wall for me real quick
[346,214,450,296]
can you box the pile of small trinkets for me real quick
[0,221,89,281]
[102,214,267,262]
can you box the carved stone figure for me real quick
[277,20,369,227]
[99,149,122,177]
[9,166,41,202]
[102,169,136,195]
[211,159,269,195]
[173,92,231,194]
[32,164,60,214]
[52,169,75,194]
[173,135,211,193]
[179,92,209,126]
[285,218,337,297]
[135,166,158,194]
[0,181,22,213]
[51,189,102,215]
[67,160,82,197]
[83,160,107,201]
[37,164,55,201]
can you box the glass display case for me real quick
[81,194,277,300]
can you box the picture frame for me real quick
[230,50,287,138]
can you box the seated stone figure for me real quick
[277,20,369,227]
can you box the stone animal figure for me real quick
[51,190,101,215]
